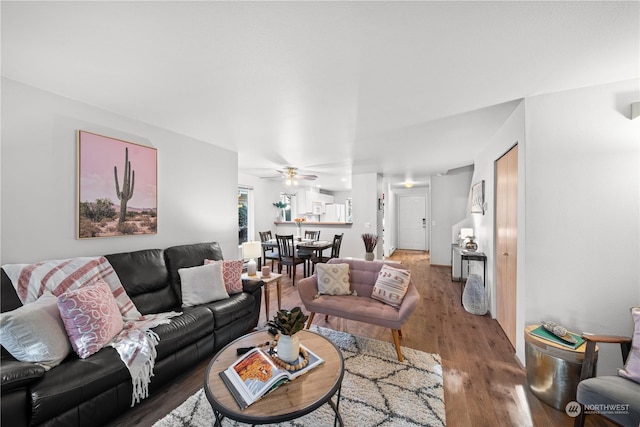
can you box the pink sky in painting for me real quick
[79,131,157,209]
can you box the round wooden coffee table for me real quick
[204,329,344,426]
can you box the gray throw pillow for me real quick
[0,293,72,369]
[179,262,229,307]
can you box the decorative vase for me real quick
[277,334,300,363]
[465,236,478,251]
[365,252,374,261]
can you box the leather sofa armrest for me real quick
[1,359,46,392]
[242,278,263,294]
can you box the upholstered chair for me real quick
[574,307,640,427]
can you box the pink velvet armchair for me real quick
[297,258,419,361]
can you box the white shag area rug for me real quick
[153,326,445,427]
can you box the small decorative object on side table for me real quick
[464,236,478,251]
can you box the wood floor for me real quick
[107,250,615,427]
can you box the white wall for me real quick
[342,173,382,259]
[430,170,474,265]
[523,79,640,374]
[1,79,239,263]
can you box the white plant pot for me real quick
[277,334,300,363]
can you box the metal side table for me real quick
[525,325,595,410]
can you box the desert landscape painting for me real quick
[77,131,157,238]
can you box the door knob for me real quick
[502,252,509,256]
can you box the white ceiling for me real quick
[2,1,638,191]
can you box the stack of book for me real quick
[530,325,585,350]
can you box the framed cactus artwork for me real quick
[77,130,157,238]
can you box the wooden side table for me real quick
[242,272,282,323]
[525,324,596,410]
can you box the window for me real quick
[238,187,254,245]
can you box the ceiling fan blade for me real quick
[297,174,318,180]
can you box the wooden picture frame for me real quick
[471,180,485,214]
[77,130,157,238]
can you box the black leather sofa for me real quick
[1,242,262,427]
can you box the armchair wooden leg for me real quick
[391,329,403,362]
[324,315,329,322]
[305,312,316,329]
[398,329,403,338]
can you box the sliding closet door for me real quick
[495,144,518,348]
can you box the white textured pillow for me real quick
[0,293,72,369]
[179,262,229,307]
[316,263,352,296]
[371,264,411,308]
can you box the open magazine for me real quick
[220,344,324,409]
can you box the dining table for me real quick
[261,239,333,275]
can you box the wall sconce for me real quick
[631,102,640,120]
[242,241,262,276]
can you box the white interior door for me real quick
[398,195,427,250]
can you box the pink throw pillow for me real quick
[205,259,244,294]
[57,279,124,359]
[618,307,640,383]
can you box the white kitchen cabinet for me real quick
[297,190,334,214]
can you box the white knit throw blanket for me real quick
[2,257,180,406]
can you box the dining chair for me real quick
[275,234,306,285]
[298,230,320,276]
[311,233,343,274]
[259,231,279,270]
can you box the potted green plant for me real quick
[273,201,287,222]
[267,307,309,362]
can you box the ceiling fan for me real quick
[277,167,317,186]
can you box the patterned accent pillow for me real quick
[57,279,124,359]
[0,293,72,369]
[205,259,244,294]
[618,306,640,383]
[179,262,229,307]
[316,263,352,296]
[371,264,411,308]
